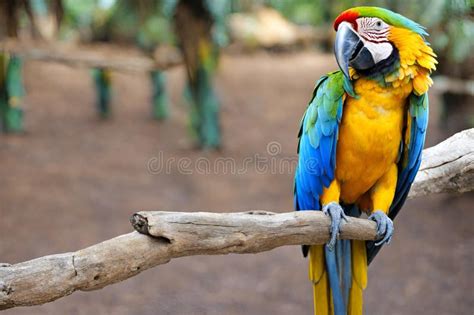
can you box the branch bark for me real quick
[409,128,474,198]
[0,212,376,310]
[433,76,474,96]
[0,129,473,310]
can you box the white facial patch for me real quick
[354,17,393,64]
[361,39,393,64]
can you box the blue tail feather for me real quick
[342,239,352,307]
[325,205,358,314]
[325,245,346,315]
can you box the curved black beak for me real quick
[335,22,375,79]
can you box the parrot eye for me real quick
[356,17,388,35]
[372,18,387,31]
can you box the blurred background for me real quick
[0,0,472,314]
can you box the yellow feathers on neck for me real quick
[387,27,438,95]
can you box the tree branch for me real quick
[0,129,473,310]
[0,212,376,310]
[0,40,182,72]
[409,128,474,198]
[433,76,474,96]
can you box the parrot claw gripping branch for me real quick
[294,6,437,315]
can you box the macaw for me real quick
[294,7,437,315]
[173,0,223,149]
[0,53,24,133]
[92,68,112,119]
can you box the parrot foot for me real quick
[323,202,348,251]
[369,210,394,246]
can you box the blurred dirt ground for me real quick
[0,51,472,315]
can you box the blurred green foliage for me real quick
[61,0,101,39]
[61,0,175,48]
[58,0,472,67]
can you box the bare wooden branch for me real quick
[0,233,170,310]
[130,210,377,254]
[0,129,473,310]
[0,211,376,310]
[433,76,474,96]
[409,128,474,198]
[0,40,182,72]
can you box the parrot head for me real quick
[333,6,437,93]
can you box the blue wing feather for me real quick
[294,72,346,212]
[392,93,429,213]
[297,71,400,313]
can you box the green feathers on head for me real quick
[335,6,428,37]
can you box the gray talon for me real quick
[322,202,348,251]
[368,210,394,246]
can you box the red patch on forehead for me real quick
[333,9,359,30]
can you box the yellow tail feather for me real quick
[348,240,367,315]
[309,245,332,315]
[309,241,368,315]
